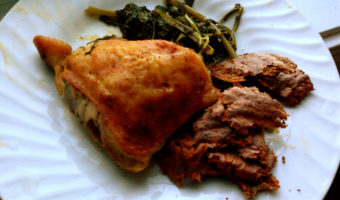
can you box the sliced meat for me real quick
[157,126,279,198]
[211,86,288,135]
[157,86,283,198]
[209,53,314,105]
[207,152,270,183]
[238,145,262,161]
[237,175,280,199]
[193,110,253,148]
[252,133,277,169]
[158,135,210,186]
[238,133,277,169]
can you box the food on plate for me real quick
[85,0,243,65]
[32,0,314,198]
[33,35,218,172]
[209,53,314,105]
[208,86,288,134]
[157,86,286,198]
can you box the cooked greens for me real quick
[85,0,243,65]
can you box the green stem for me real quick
[154,8,214,54]
[208,21,237,58]
[85,6,118,19]
[165,0,237,58]
[219,3,244,32]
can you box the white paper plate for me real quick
[1,0,340,199]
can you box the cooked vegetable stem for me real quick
[166,0,237,58]
[219,3,244,32]
[85,6,118,19]
[175,33,186,43]
[208,21,237,58]
[155,8,214,54]
[184,14,204,46]
[165,0,206,21]
[199,36,211,55]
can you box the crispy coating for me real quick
[33,35,218,172]
[209,53,314,105]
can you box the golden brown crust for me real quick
[63,82,150,172]
[33,35,72,69]
[34,36,218,172]
[61,39,218,157]
[33,35,72,95]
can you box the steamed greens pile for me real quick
[86,0,243,65]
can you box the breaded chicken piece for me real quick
[33,35,218,172]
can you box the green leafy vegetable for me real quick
[85,0,243,65]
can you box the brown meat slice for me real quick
[157,127,279,198]
[207,152,270,183]
[237,175,280,199]
[193,110,253,148]
[211,86,288,135]
[238,133,277,169]
[157,86,283,198]
[209,53,314,105]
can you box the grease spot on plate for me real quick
[16,7,28,14]
[0,141,5,147]
[0,42,9,66]
[80,34,99,40]
[35,11,53,21]
[105,29,117,35]
[37,77,47,89]
[0,140,19,151]
[284,144,296,149]
[300,138,309,149]
[28,5,54,22]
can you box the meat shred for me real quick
[209,53,314,105]
[157,86,285,198]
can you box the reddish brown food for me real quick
[209,53,314,105]
[211,86,288,134]
[157,86,284,198]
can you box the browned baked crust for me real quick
[33,35,219,172]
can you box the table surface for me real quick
[1,0,340,199]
